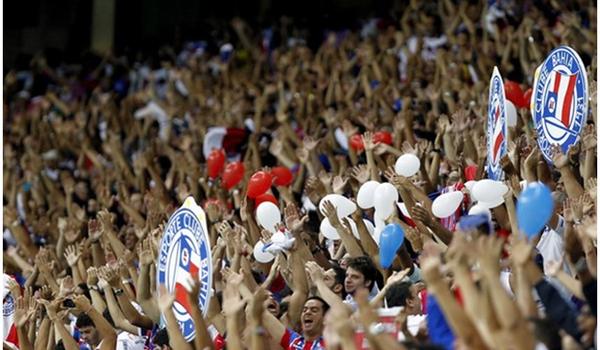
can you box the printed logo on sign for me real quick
[532,46,588,163]
[3,295,15,317]
[486,67,507,181]
[157,197,212,342]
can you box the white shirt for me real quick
[536,216,572,276]
[116,331,147,350]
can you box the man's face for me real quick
[407,284,423,315]
[266,292,279,316]
[323,269,342,295]
[79,326,99,346]
[344,267,368,295]
[301,299,326,337]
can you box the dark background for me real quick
[4,0,398,69]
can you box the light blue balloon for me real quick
[379,224,405,269]
[516,182,554,239]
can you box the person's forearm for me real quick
[102,285,139,334]
[16,323,33,350]
[189,302,214,350]
[7,251,34,274]
[513,266,538,319]
[34,317,51,350]
[558,166,584,199]
[249,319,268,350]
[334,224,363,257]
[481,269,522,331]
[116,292,155,329]
[315,280,348,312]
[583,150,596,181]
[91,242,106,267]
[503,194,520,237]
[554,270,584,299]
[137,263,152,301]
[104,228,127,257]
[8,223,37,258]
[89,288,107,313]
[287,253,309,327]
[50,321,78,350]
[365,150,380,182]
[164,308,193,350]
[225,315,243,350]
[427,280,486,348]
[354,218,379,257]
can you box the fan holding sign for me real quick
[486,66,508,181]
[532,46,588,164]
[157,196,213,342]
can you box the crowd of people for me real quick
[3,0,598,349]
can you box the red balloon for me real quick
[271,166,293,187]
[373,131,393,145]
[504,81,525,108]
[349,134,364,151]
[207,149,226,179]
[522,88,533,109]
[247,171,273,198]
[254,193,278,207]
[222,162,245,190]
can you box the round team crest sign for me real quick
[532,46,588,163]
[487,66,508,181]
[157,196,212,342]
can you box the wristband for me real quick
[89,285,99,291]
[113,288,124,296]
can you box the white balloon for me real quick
[464,180,477,193]
[202,127,227,159]
[432,191,464,218]
[334,128,349,150]
[253,241,275,263]
[256,202,281,233]
[357,181,380,209]
[394,154,421,177]
[468,204,492,219]
[506,100,517,127]
[271,231,286,244]
[363,219,375,235]
[477,196,505,209]
[373,217,385,246]
[471,179,508,203]
[396,202,411,218]
[320,218,340,240]
[373,183,398,219]
[319,194,357,218]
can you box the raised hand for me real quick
[509,236,534,267]
[404,226,424,251]
[351,165,370,184]
[332,175,348,194]
[88,218,102,242]
[283,203,308,233]
[64,245,81,267]
[386,268,411,286]
[550,144,569,169]
[322,200,342,228]
[157,287,175,313]
[475,235,503,276]
[582,124,596,151]
[303,136,320,152]
[269,138,284,156]
[249,287,269,321]
[362,131,376,151]
[304,261,325,284]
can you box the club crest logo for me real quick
[487,66,507,181]
[157,196,212,342]
[3,295,15,317]
[532,46,588,163]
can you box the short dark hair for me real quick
[331,264,346,286]
[346,256,378,288]
[305,296,330,314]
[153,328,170,347]
[75,314,94,329]
[385,281,413,307]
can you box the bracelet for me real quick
[113,288,124,296]
[432,148,442,154]
[89,285,99,291]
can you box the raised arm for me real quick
[73,295,117,350]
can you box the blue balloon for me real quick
[516,182,554,239]
[379,224,405,269]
